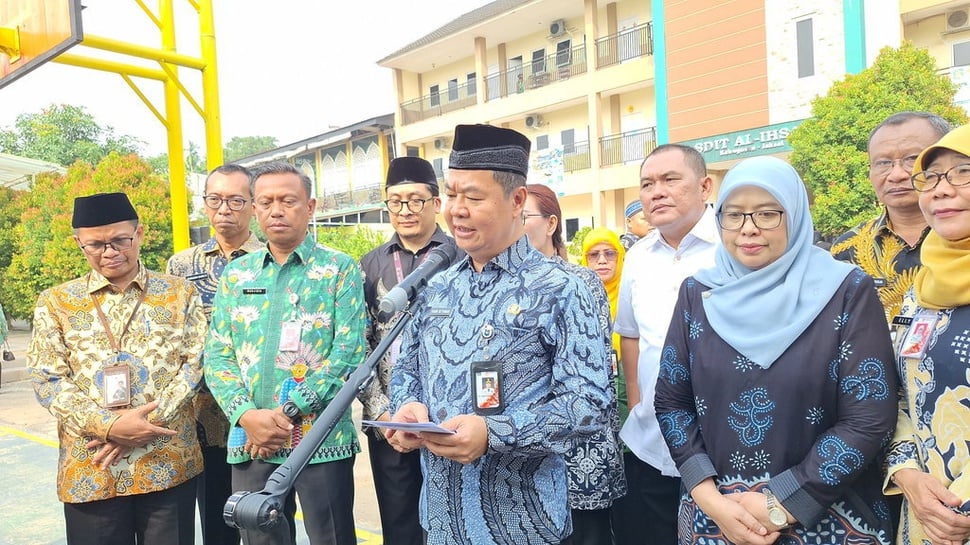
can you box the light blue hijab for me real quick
[693,156,855,369]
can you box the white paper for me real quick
[360,420,456,434]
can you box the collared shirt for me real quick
[28,264,206,503]
[358,226,456,422]
[831,209,928,322]
[615,206,719,476]
[205,236,366,465]
[390,236,611,545]
[167,233,264,448]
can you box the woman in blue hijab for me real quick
[655,156,898,544]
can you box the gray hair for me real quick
[642,143,708,178]
[868,111,951,150]
[251,161,312,199]
[205,164,253,196]
[491,170,527,197]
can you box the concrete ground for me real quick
[0,325,385,544]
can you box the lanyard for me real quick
[90,281,148,354]
[392,245,432,284]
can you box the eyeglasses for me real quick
[586,250,619,262]
[523,212,548,220]
[716,210,785,231]
[911,163,970,192]
[203,195,250,211]
[870,155,919,176]
[384,198,433,215]
[79,235,136,255]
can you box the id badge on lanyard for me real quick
[898,311,939,360]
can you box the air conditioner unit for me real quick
[433,138,449,150]
[947,8,970,32]
[524,114,545,130]
[549,18,567,37]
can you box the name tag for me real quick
[429,307,451,317]
[872,277,887,288]
[243,288,267,295]
[891,315,913,327]
[186,272,209,282]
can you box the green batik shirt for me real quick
[205,236,366,464]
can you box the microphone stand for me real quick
[223,308,414,531]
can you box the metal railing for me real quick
[564,141,591,172]
[481,44,587,103]
[596,22,652,68]
[400,80,478,124]
[600,127,657,167]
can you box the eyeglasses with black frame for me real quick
[79,235,136,255]
[910,163,970,192]
[870,155,919,176]
[716,210,785,231]
[203,195,250,211]
[384,198,433,215]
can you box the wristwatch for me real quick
[281,401,301,423]
[763,488,789,529]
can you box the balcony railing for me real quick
[600,127,657,167]
[483,44,587,103]
[596,22,652,68]
[400,80,478,124]
[564,141,590,172]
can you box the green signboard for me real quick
[679,119,805,164]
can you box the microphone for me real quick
[378,244,459,319]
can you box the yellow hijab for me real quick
[912,125,970,309]
[580,227,625,320]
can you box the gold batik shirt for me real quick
[831,209,928,322]
[28,264,206,503]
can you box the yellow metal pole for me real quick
[160,0,190,251]
[198,0,223,168]
[82,34,206,70]
[53,53,167,80]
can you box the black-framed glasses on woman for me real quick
[716,210,785,231]
[911,164,970,192]
[384,198,433,215]
[203,195,250,211]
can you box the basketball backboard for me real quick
[0,0,83,90]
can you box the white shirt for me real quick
[615,206,719,476]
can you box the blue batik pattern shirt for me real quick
[390,236,611,545]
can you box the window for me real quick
[565,218,579,241]
[406,146,420,157]
[467,72,477,95]
[448,79,458,102]
[556,40,572,67]
[561,129,575,154]
[955,41,970,67]
[429,84,440,107]
[532,49,546,74]
[432,158,444,178]
[796,18,815,78]
[536,135,549,150]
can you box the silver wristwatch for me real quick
[764,488,789,529]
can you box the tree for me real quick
[788,42,968,238]
[0,186,27,316]
[314,225,384,261]
[3,153,173,320]
[224,135,278,163]
[0,104,140,166]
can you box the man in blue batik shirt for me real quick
[387,124,611,545]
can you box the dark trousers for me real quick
[198,444,239,545]
[563,507,614,545]
[367,433,424,545]
[64,477,197,545]
[611,452,680,545]
[231,457,356,545]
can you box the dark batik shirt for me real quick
[167,233,264,447]
[390,236,611,545]
[358,226,456,422]
[655,269,897,544]
[831,209,928,322]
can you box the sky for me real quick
[0,0,491,157]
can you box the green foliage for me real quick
[314,225,385,261]
[224,136,279,163]
[0,187,27,316]
[0,104,139,166]
[567,226,593,260]
[2,153,173,320]
[789,42,968,238]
